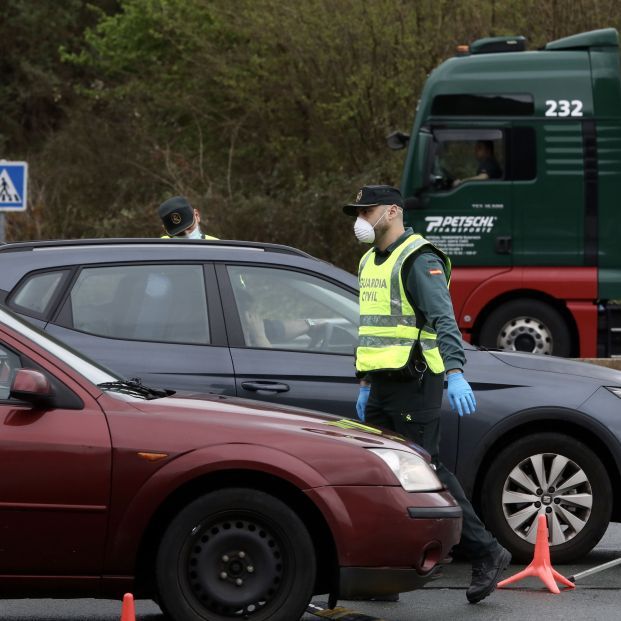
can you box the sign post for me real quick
[0,160,28,242]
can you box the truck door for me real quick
[410,127,513,267]
[512,120,584,265]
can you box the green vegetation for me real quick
[2,0,621,271]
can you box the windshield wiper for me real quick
[97,377,172,399]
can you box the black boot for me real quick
[466,545,511,604]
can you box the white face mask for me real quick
[184,226,203,240]
[353,207,389,244]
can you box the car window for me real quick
[227,265,358,354]
[10,271,65,316]
[0,343,22,400]
[68,264,210,344]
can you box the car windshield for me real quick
[0,306,120,385]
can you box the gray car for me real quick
[0,238,620,564]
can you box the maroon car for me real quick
[0,306,461,621]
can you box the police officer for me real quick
[343,185,511,604]
[158,196,218,239]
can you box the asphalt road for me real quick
[302,523,621,621]
[1,524,619,620]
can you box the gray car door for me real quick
[44,262,235,395]
[217,263,360,417]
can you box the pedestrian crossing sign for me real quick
[0,161,28,211]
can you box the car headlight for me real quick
[606,386,621,399]
[368,448,443,492]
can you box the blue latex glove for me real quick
[447,372,476,417]
[356,385,370,421]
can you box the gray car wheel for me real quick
[481,433,612,563]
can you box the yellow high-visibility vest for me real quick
[356,234,451,375]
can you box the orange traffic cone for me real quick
[498,514,575,594]
[120,593,136,621]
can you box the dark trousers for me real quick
[365,371,497,561]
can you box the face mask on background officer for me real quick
[177,208,202,239]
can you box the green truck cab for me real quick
[393,28,621,357]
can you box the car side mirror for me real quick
[10,369,54,405]
[386,131,410,150]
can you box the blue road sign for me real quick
[0,161,28,211]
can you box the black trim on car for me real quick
[408,506,463,519]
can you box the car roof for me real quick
[0,238,359,291]
[0,238,313,258]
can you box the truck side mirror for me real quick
[386,131,410,150]
[10,369,54,406]
[411,131,434,192]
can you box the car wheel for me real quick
[478,299,571,356]
[481,433,612,563]
[156,488,316,621]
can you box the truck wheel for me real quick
[478,299,571,356]
[156,488,316,621]
[481,433,611,563]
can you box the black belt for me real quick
[369,360,428,382]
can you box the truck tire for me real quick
[156,488,316,621]
[480,433,612,563]
[478,299,571,356]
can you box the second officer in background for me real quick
[158,196,218,239]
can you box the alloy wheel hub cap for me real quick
[501,452,593,546]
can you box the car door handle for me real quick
[241,381,290,393]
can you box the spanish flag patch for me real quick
[428,268,443,275]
